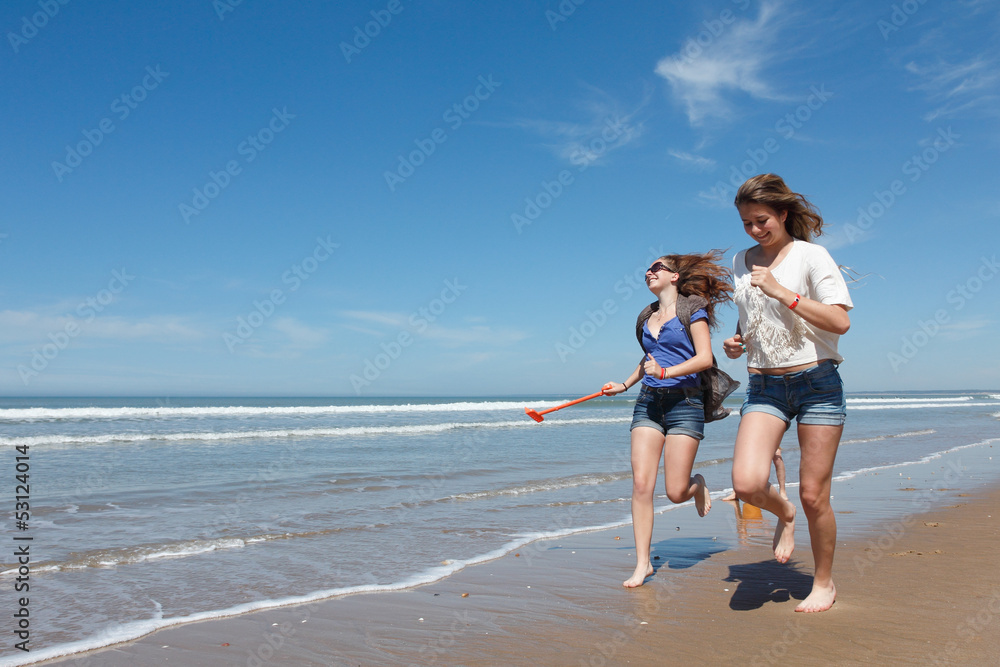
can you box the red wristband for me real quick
[788,294,801,310]
[660,367,666,380]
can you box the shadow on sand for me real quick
[648,536,728,573]
[723,560,812,610]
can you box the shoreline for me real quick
[27,438,1000,666]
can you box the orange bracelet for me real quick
[789,293,801,310]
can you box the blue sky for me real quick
[2,0,998,397]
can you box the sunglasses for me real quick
[646,262,676,274]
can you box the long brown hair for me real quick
[661,249,733,328]
[734,173,825,242]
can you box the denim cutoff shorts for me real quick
[740,359,846,427]
[630,385,705,440]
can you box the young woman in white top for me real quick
[723,174,853,613]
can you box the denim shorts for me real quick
[630,385,705,440]
[741,360,846,427]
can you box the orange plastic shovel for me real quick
[524,385,612,422]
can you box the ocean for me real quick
[2,392,999,665]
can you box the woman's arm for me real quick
[642,319,714,379]
[750,265,851,335]
[603,358,645,395]
[723,322,744,359]
[779,294,850,335]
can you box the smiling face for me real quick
[738,202,791,249]
[645,259,678,295]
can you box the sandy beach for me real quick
[8,0,1000,663]
[40,471,1000,666]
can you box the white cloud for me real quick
[814,228,854,252]
[340,310,406,327]
[341,310,527,348]
[695,181,735,207]
[655,1,788,125]
[420,324,527,348]
[0,310,205,345]
[906,56,1000,121]
[668,149,716,171]
[939,318,990,341]
[271,317,328,348]
[340,323,386,337]
[228,317,332,359]
[494,83,650,167]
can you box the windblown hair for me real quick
[734,173,825,242]
[661,249,733,328]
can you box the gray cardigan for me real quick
[633,293,739,421]
[634,293,710,353]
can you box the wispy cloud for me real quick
[233,317,330,359]
[814,227,855,252]
[0,310,205,345]
[421,323,527,347]
[494,83,651,167]
[668,149,716,171]
[939,318,990,341]
[271,317,328,348]
[341,311,527,348]
[339,310,405,327]
[654,1,789,125]
[696,182,733,207]
[906,56,1000,121]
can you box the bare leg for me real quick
[731,497,748,545]
[624,427,665,588]
[794,423,842,612]
[773,447,788,500]
[662,434,711,516]
[732,413,797,563]
[692,473,711,516]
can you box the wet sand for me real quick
[40,477,1000,666]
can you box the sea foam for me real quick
[0,417,630,449]
[0,400,569,422]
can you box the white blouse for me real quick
[733,240,853,368]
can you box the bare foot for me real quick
[795,581,836,612]
[623,562,654,588]
[772,507,796,563]
[720,490,737,502]
[693,474,711,517]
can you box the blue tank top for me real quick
[641,308,707,389]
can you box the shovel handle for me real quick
[524,387,609,422]
[535,390,606,416]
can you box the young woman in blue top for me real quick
[604,251,732,588]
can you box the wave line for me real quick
[0,417,630,449]
[0,400,575,422]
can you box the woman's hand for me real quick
[751,266,851,335]
[602,381,627,396]
[750,265,792,302]
[642,353,661,378]
[723,334,745,359]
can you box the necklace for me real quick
[653,300,676,322]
